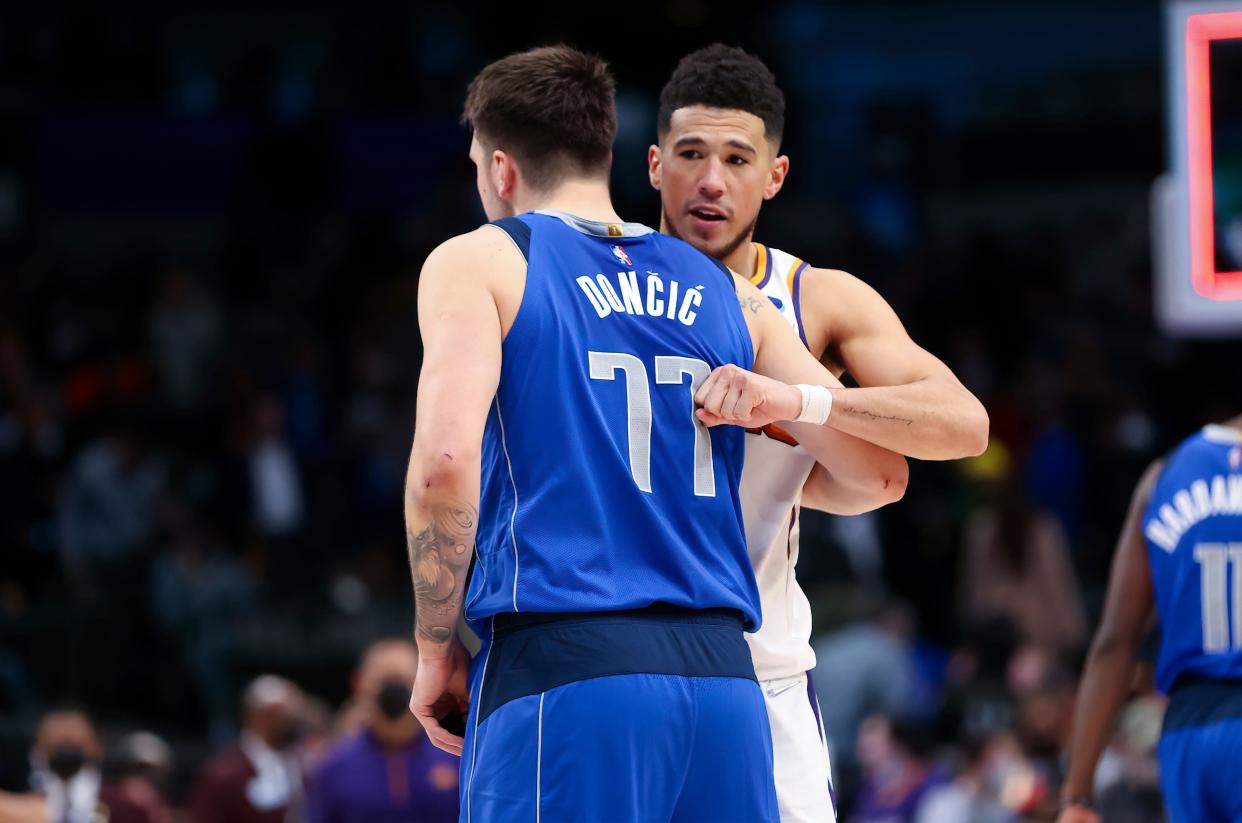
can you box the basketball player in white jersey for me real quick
[649,45,990,823]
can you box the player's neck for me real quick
[657,214,759,278]
[522,178,623,225]
[1223,413,1242,431]
[720,236,759,280]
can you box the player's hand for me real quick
[1055,806,1100,823]
[410,637,471,756]
[694,364,802,428]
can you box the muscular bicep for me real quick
[734,274,908,493]
[413,240,504,462]
[812,268,956,387]
[840,330,960,389]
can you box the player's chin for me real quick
[688,229,736,260]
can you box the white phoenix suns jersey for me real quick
[740,242,819,680]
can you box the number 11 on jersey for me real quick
[1195,542,1242,652]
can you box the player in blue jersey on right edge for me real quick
[403,46,908,823]
[1058,414,1242,823]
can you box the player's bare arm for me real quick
[0,790,48,822]
[1055,459,1162,823]
[404,227,520,756]
[697,273,908,509]
[796,463,897,516]
[799,266,989,461]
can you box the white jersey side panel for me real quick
[741,244,818,681]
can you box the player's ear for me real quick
[647,144,662,191]
[492,149,516,199]
[764,154,790,201]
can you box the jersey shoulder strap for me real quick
[755,244,811,346]
[488,216,532,261]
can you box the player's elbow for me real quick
[879,457,909,504]
[406,444,480,505]
[964,401,991,457]
[1088,624,1142,662]
[852,455,908,508]
[943,397,993,459]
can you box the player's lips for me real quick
[686,205,729,231]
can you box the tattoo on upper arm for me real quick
[407,502,478,644]
[838,404,913,426]
[738,294,765,314]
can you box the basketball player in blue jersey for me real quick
[403,46,908,823]
[647,45,989,823]
[1055,415,1242,823]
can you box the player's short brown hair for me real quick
[463,45,617,191]
[657,44,785,146]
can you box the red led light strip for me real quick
[1186,10,1242,300]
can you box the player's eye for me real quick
[679,150,702,160]
[728,155,748,166]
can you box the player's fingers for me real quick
[416,713,464,755]
[699,371,732,417]
[693,368,725,406]
[734,383,763,426]
[695,408,728,427]
[720,377,747,421]
[697,365,743,407]
[734,372,768,422]
[429,731,463,756]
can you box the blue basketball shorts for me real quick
[1158,680,1242,823]
[458,606,779,823]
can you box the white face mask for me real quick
[30,761,102,823]
[241,732,300,811]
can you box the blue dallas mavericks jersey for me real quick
[1143,424,1242,692]
[464,210,762,630]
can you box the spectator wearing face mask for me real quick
[307,639,458,823]
[25,707,106,823]
[0,710,173,823]
[189,675,306,823]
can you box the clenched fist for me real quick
[693,364,803,428]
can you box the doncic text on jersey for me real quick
[576,268,705,327]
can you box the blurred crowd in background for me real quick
[2,2,1241,822]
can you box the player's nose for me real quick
[698,157,726,198]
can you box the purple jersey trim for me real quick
[756,245,773,289]
[806,671,838,815]
[790,262,810,348]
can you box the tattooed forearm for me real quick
[738,295,765,314]
[407,501,477,645]
[837,404,914,426]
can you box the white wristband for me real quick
[794,384,833,425]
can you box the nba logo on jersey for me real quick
[611,245,632,266]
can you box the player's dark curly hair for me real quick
[657,44,785,145]
[464,45,617,192]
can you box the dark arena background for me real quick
[1,2,1241,822]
